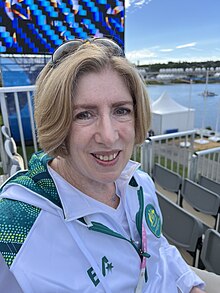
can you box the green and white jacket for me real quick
[0,152,204,293]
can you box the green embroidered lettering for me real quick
[102,256,114,276]
[87,267,100,287]
[87,256,114,287]
[102,256,108,276]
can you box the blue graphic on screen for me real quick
[0,0,124,54]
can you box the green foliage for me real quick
[139,60,220,71]
[17,145,36,161]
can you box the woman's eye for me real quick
[75,111,93,120]
[115,107,132,116]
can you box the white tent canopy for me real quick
[151,92,195,135]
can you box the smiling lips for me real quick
[92,152,119,162]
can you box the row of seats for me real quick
[157,192,220,272]
[152,163,220,276]
[153,163,220,232]
[157,191,220,292]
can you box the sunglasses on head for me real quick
[51,37,125,65]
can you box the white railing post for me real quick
[189,153,198,181]
[0,92,10,132]
[27,91,38,152]
[0,128,8,174]
[141,139,153,175]
[14,92,28,167]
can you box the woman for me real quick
[0,38,205,292]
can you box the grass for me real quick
[154,156,187,177]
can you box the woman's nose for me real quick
[94,115,119,146]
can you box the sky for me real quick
[124,0,220,65]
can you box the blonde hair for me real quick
[34,43,151,157]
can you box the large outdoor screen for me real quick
[0,0,124,54]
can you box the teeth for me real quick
[109,154,114,161]
[95,153,118,161]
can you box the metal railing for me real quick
[141,130,196,178]
[190,147,220,182]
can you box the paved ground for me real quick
[194,141,220,151]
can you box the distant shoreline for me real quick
[146,80,220,85]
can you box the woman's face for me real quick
[66,68,135,189]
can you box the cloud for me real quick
[124,0,130,8]
[125,41,219,65]
[176,42,197,49]
[125,45,220,65]
[135,0,146,6]
[159,48,174,52]
[126,48,157,63]
[125,0,152,9]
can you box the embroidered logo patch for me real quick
[145,204,161,238]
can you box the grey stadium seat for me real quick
[156,190,203,267]
[181,179,220,232]
[198,175,220,196]
[153,163,182,204]
[200,229,220,275]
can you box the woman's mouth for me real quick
[92,151,120,162]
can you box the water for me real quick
[147,83,220,132]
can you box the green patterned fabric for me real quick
[1,151,61,208]
[0,151,61,267]
[0,199,41,267]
